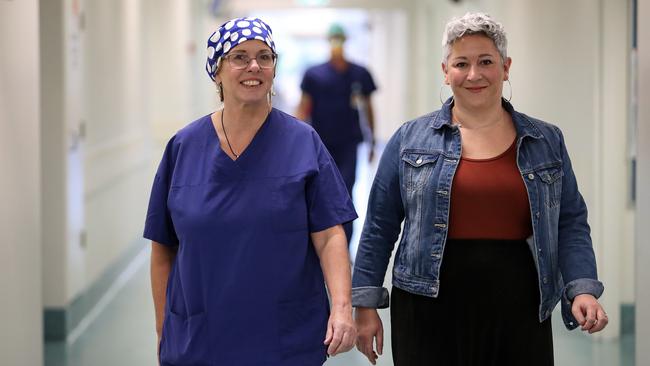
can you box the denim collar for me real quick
[430,97,543,140]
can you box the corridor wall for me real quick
[0,0,43,364]
[40,0,200,340]
[636,0,649,362]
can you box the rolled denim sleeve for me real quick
[352,287,390,308]
[564,278,605,300]
[352,128,405,309]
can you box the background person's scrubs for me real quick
[144,108,357,366]
[300,62,376,241]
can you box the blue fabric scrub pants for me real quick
[325,142,358,243]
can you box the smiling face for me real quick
[215,40,275,107]
[442,34,511,110]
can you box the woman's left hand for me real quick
[571,294,608,333]
[324,304,357,356]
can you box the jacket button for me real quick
[528,173,535,180]
[569,321,574,326]
[542,276,549,284]
[416,158,423,164]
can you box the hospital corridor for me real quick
[2,0,650,365]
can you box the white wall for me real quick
[81,0,197,302]
[40,0,68,308]
[636,0,650,362]
[368,10,407,141]
[83,0,151,293]
[406,0,469,118]
[40,0,93,308]
[598,0,634,318]
[40,0,198,316]
[142,0,194,144]
[0,0,43,364]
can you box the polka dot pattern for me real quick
[205,17,276,81]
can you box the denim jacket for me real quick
[351,100,604,330]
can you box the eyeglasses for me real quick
[223,52,277,70]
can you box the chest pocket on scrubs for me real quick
[402,152,439,192]
[534,165,563,208]
[271,178,309,233]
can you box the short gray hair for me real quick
[441,12,508,65]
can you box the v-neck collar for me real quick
[208,109,273,164]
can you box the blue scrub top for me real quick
[300,62,377,147]
[144,108,357,366]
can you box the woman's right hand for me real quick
[354,307,384,365]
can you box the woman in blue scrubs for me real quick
[145,17,358,366]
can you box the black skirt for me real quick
[391,239,554,366]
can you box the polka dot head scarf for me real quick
[205,17,276,81]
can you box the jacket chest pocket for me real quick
[534,166,563,208]
[402,152,439,192]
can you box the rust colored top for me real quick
[447,139,532,240]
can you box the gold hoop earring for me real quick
[439,83,453,106]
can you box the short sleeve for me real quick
[300,68,315,95]
[360,67,377,96]
[143,137,179,246]
[305,135,358,233]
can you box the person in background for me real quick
[352,12,607,366]
[146,16,357,366]
[296,23,377,243]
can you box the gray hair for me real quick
[441,12,508,65]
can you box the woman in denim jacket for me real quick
[352,12,607,366]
